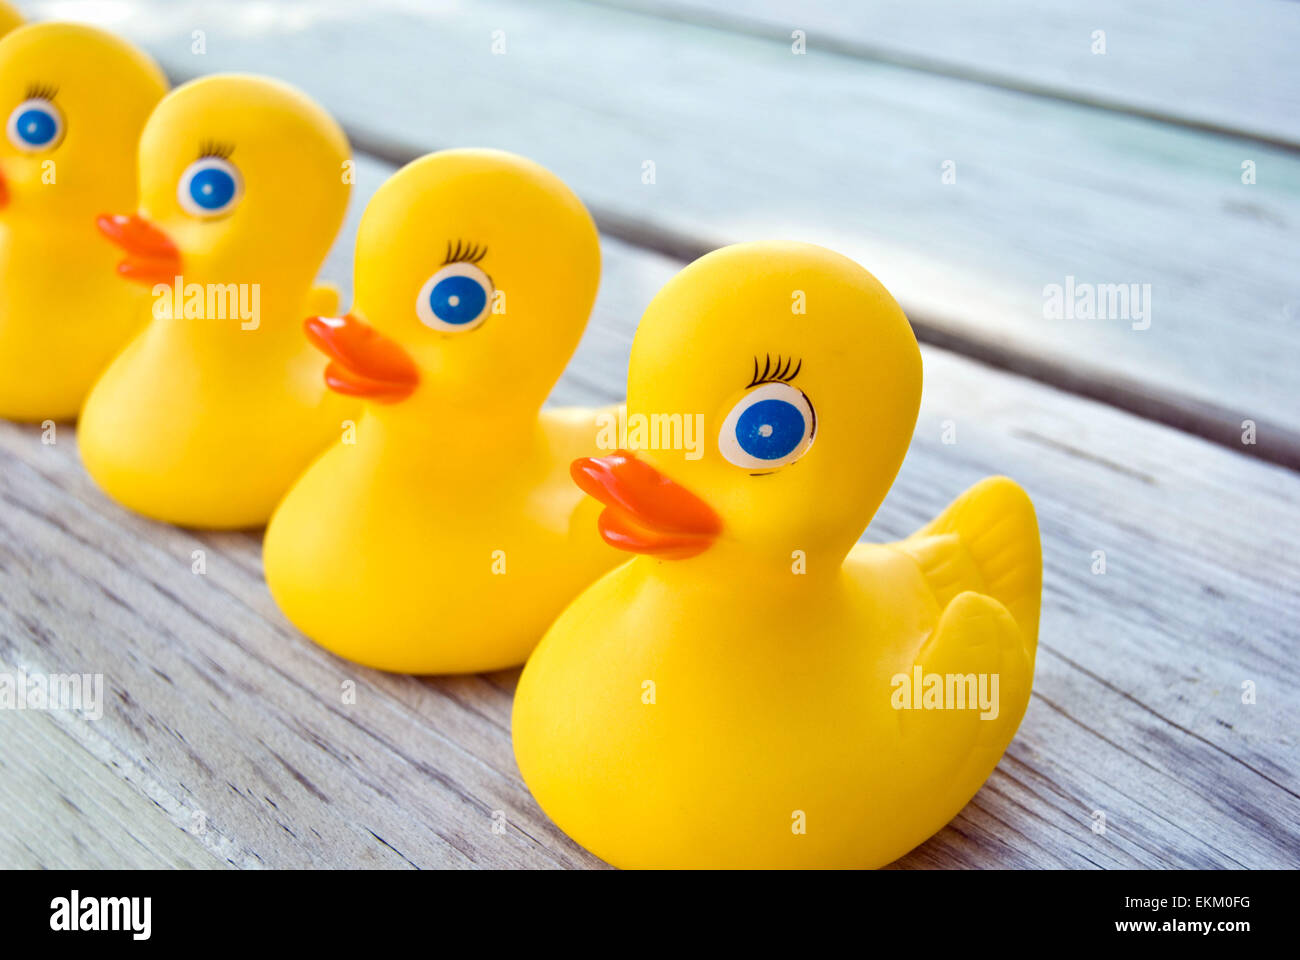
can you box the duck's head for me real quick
[98,74,349,289]
[304,149,600,411]
[0,22,165,221]
[573,242,922,568]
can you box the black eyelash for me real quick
[25,82,58,101]
[746,353,803,388]
[197,139,235,160]
[443,239,487,265]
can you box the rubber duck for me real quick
[78,74,354,528]
[263,149,624,674]
[0,22,166,421]
[512,242,1042,868]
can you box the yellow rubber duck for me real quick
[264,149,624,674]
[0,22,166,421]
[78,74,354,528]
[513,242,1042,868]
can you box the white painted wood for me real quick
[599,0,1300,147]
[1,152,1296,868]
[22,0,1300,463]
[0,706,220,869]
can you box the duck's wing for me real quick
[896,477,1042,648]
[897,591,1034,790]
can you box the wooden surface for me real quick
[3,2,1300,869]
[604,0,1300,146]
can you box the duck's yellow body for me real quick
[0,23,166,421]
[78,75,353,527]
[264,150,623,673]
[266,405,619,673]
[513,242,1042,868]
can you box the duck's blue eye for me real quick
[177,157,243,218]
[735,398,806,460]
[718,381,816,470]
[15,107,56,145]
[6,98,65,153]
[416,261,494,333]
[189,167,236,211]
[429,274,488,326]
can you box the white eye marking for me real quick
[718,380,816,470]
[416,261,494,333]
[6,98,65,153]
[177,156,243,218]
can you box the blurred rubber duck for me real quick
[79,74,353,528]
[264,149,623,673]
[513,242,1042,868]
[0,3,22,36]
[0,22,166,421]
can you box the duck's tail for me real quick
[900,477,1042,647]
[304,282,341,319]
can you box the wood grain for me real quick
[2,156,1297,869]
[597,0,1300,149]
[0,706,219,869]
[23,0,1300,467]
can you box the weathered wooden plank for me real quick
[26,0,1300,467]
[1,151,1296,868]
[601,0,1300,148]
[0,706,220,868]
[0,444,604,868]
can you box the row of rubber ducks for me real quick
[0,13,1043,868]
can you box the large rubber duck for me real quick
[513,242,1042,868]
[0,22,166,421]
[78,74,353,528]
[263,149,624,674]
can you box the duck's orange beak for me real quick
[571,452,722,558]
[97,213,181,285]
[304,314,419,403]
[0,168,9,209]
